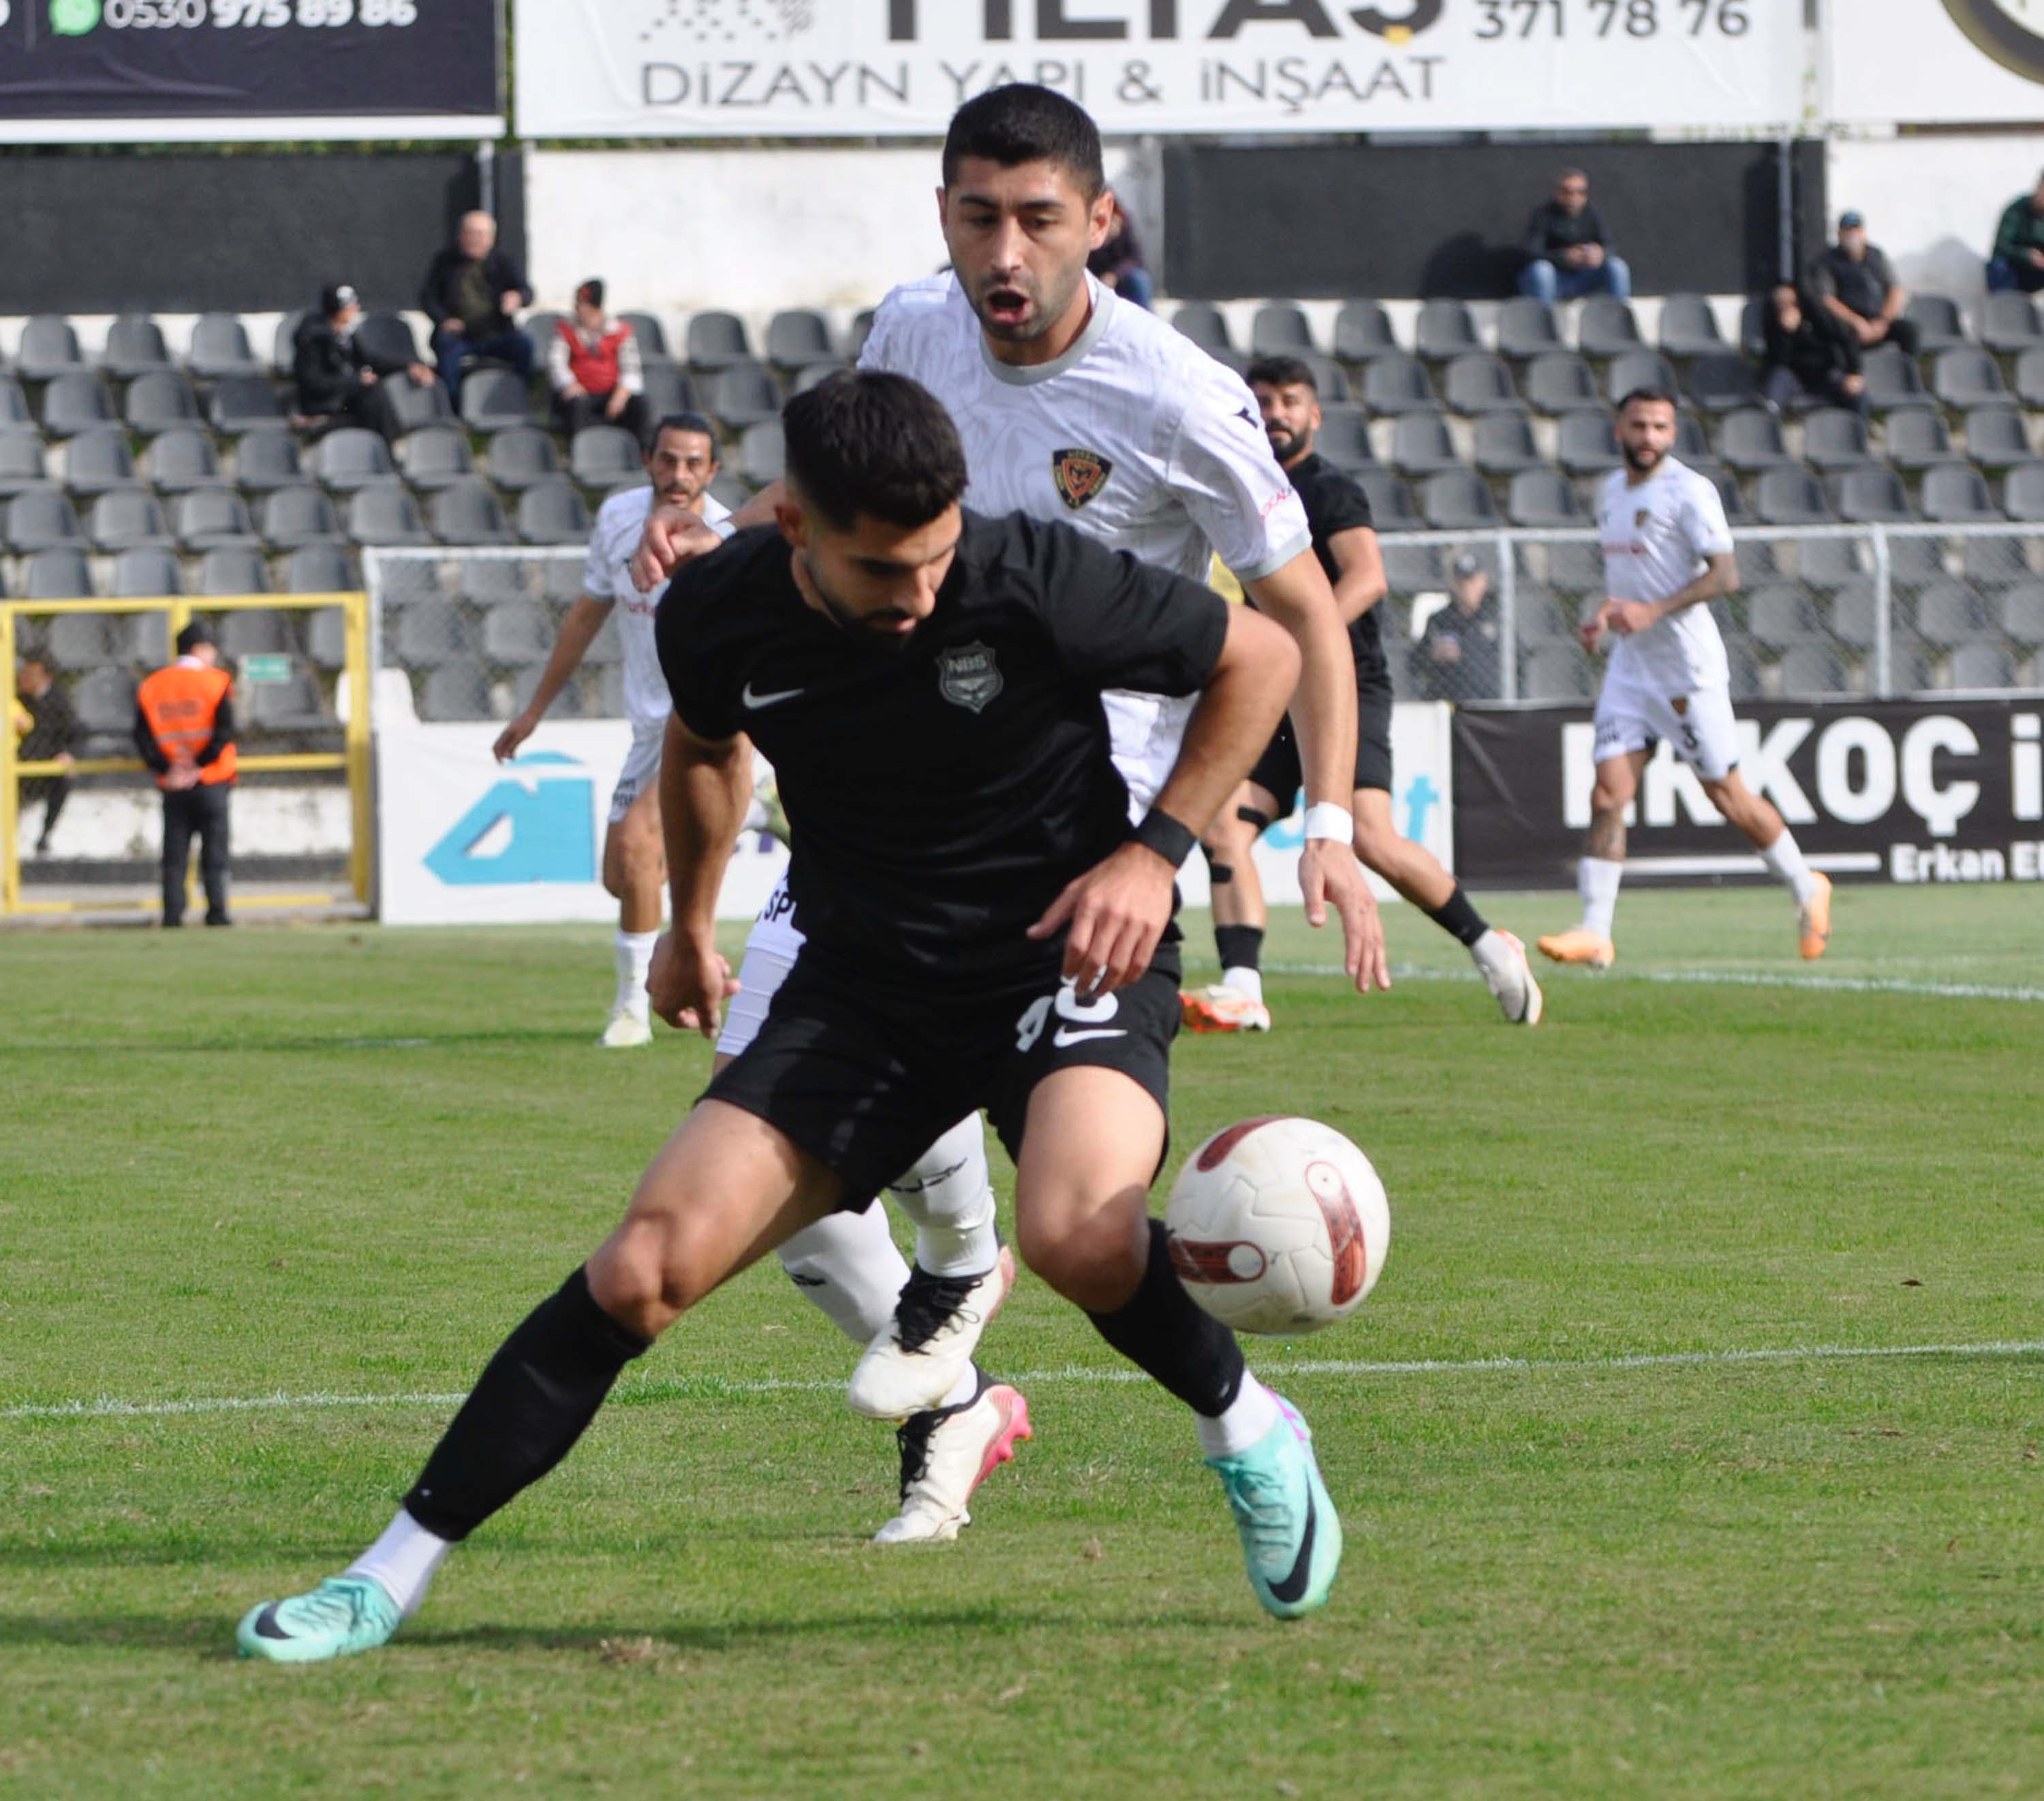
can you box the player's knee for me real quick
[589,1214,708,1337]
[1591,777,1632,815]
[1016,1202,1145,1312]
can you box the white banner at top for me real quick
[516,0,1799,140]
[1827,0,2044,127]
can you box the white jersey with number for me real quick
[1595,456,1734,695]
[585,484,732,727]
[858,271,1311,813]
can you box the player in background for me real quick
[1538,387,1832,969]
[1189,358,1543,1032]
[631,87,1384,1542]
[492,416,729,1047]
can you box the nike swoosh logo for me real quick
[742,681,805,709]
[1265,1489,1317,1606]
[253,1605,292,1641]
[1052,1027,1126,1047]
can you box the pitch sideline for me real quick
[1266,962,2044,1004]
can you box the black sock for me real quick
[1086,1218,1245,1418]
[1213,924,1265,975]
[1425,883,1490,948]
[403,1267,649,1541]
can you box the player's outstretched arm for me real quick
[1029,606,1299,996]
[648,711,752,1038]
[493,597,610,762]
[629,482,785,592]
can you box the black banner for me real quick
[0,0,498,134]
[1454,699,2044,889]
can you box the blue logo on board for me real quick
[424,752,596,887]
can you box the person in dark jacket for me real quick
[13,649,76,856]
[1087,198,1153,310]
[1761,283,1865,413]
[1413,554,1502,702]
[1518,168,1632,305]
[420,211,534,399]
[292,282,438,442]
[1988,172,2044,295]
[1811,211,1918,356]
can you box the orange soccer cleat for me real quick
[1535,928,1616,970]
[1798,872,1833,960]
[1180,984,1273,1033]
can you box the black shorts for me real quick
[702,945,1182,1210]
[1246,683,1395,808]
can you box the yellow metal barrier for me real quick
[1,591,373,920]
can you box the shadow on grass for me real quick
[0,1029,604,1059]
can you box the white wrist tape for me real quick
[1302,802,1354,844]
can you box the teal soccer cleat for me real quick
[236,1575,403,1663]
[1206,1392,1343,1620]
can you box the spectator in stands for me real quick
[1811,212,1919,356]
[548,279,650,443]
[420,210,534,398]
[13,649,76,856]
[134,620,236,928]
[1760,283,1864,413]
[1413,554,1501,702]
[1518,168,1631,305]
[292,282,437,442]
[1987,172,2044,294]
[1087,197,1153,311]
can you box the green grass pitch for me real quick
[3,884,2042,1800]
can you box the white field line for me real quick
[9,1338,2044,1424]
[1265,962,2044,1004]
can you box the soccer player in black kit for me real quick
[1190,356,1544,1031]
[235,371,1342,1663]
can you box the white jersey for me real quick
[1596,456,1734,694]
[858,272,1310,813]
[584,483,732,727]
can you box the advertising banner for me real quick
[1453,698,2044,890]
[516,0,1797,140]
[1827,0,2044,128]
[0,0,501,142]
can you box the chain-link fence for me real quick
[1378,524,2044,706]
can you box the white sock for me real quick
[1220,964,1265,1005]
[613,929,659,1020]
[1759,828,1820,905]
[1578,856,1624,939]
[345,1508,451,1619]
[777,1202,910,1343]
[888,1115,1001,1279]
[1195,1373,1282,1460]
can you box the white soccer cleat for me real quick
[871,1372,1033,1546]
[1476,929,1543,1025]
[848,1244,1017,1421]
[598,1009,654,1049]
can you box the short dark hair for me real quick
[651,411,717,447]
[942,83,1104,198]
[18,648,52,670]
[576,278,604,307]
[782,371,968,533]
[1245,355,1316,394]
[1616,386,1678,415]
[175,619,215,655]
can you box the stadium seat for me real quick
[270,311,309,376]
[188,313,266,381]
[1921,465,1999,524]
[430,477,514,546]
[570,424,644,487]
[0,433,47,494]
[1577,297,1642,358]
[1379,542,1442,593]
[1983,292,2044,355]
[1707,468,1750,524]
[1797,537,1862,589]
[356,311,423,369]
[1389,413,1461,474]
[686,310,754,371]
[1171,302,1230,354]
[1657,294,1725,359]
[1961,535,2029,586]
[2000,581,2044,645]
[616,311,672,364]
[1356,469,1420,531]
[1332,301,1397,364]
[766,309,838,372]
[2008,465,2044,524]
[1250,303,1316,357]
[1932,347,2008,410]
[1717,407,1795,473]
[236,429,304,493]
[24,547,93,599]
[124,370,202,437]
[519,309,566,371]
[63,427,136,495]
[1913,580,1992,647]
[1823,576,1883,653]
[41,372,114,437]
[0,379,27,430]
[1801,407,1878,472]
[1674,413,1712,460]
[1442,352,1521,416]
[1506,469,1583,526]
[89,488,172,552]
[1415,300,1481,363]
[517,477,593,545]
[1524,351,1601,416]
[219,607,295,657]
[1515,584,1577,644]
[1963,407,2036,472]
[1724,636,1764,698]
[102,314,173,379]
[397,599,469,667]
[845,309,877,362]
[459,368,533,433]
[792,360,848,395]
[261,484,345,550]
[1778,644,1847,693]
[148,427,226,494]
[709,361,780,431]
[482,599,554,664]
[16,315,85,381]
[1544,540,1603,590]
[457,556,525,606]
[313,428,397,491]
[72,668,140,748]
[398,425,475,491]
[1472,412,1543,475]
[1902,294,1966,356]
[542,557,586,604]
[1947,642,2015,688]
[640,362,700,419]
[305,607,347,670]
[1312,405,1375,472]
[1296,352,1352,404]
[1496,297,1562,362]
[1882,409,1964,473]
[249,666,337,733]
[45,612,121,667]
[512,663,589,719]
[385,377,455,436]
[418,659,491,721]
[1556,410,1621,476]
[9,490,86,553]
[487,425,563,491]
[1361,354,1438,416]
[1605,350,1676,405]
[1748,583,1825,648]
[1861,344,1934,413]
[739,420,786,488]
[175,489,259,550]
[1421,469,1498,529]
[284,543,356,593]
[209,375,286,434]
[348,481,433,547]
[198,545,270,595]
[707,474,752,517]
[1754,467,1831,525]
[1684,354,1763,415]
[1891,535,1947,584]
[1521,647,1594,700]
[1832,468,1914,522]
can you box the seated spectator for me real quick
[1087,198,1153,311]
[292,282,438,442]
[1988,172,2044,294]
[13,649,76,856]
[1761,284,1864,413]
[1518,168,1631,305]
[420,210,534,398]
[1413,554,1501,702]
[548,279,650,443]
[1811,212,1919,356]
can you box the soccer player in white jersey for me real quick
[1538,387,1833,969]
[493,416,730,1046]
[635,84,1382,1546]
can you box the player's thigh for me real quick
[1591,674,1654,800]
[1666,686,1739,784]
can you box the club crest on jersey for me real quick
[1051,447,1114,511]
[936,641,1003,714]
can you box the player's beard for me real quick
[801,552,919,651]
[1265,424,1307,463]
[1623,441,1665,475]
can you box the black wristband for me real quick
[1129,807,1198,870]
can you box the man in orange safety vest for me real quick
[134,619,237,927]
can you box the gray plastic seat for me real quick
[124,371,201,435]
[198,546,270,595]
[24,547,93,599]
[396,599,469,666]
[1250,304,1316,356]
[510,663,588,719]
[261,484,345,549]
[2000,582,2044,645]
[1902,295,1966,356]
[1605,350,1677,406]
[0,433,48,495]
[1832,468,1914,522]
[64,428,137,495]
[45,612,121,666]
[1778,644,1848,693]
[845,310,877,362]
[1356,470,1420,532]
[284,543,356,593]
[188,313,266,381]
[1515,585,1577,645]
[1442,353,1521,416]
[1913,581,1992,647]
[305,607,347,670]
[1674,413,1712,460]
[1414,300,1480,363]
[1962,536,2030,586]
[1332,301,1397,364]
[1521,647,1594,701]
[461,558,529,606]
[385,377,455,436]
[1557,411,1622,476]
[220,607,296,657]
[570,424,644,487]
[1797,538,1863,589]
[1983,293,2044,355]
[418,659,492,721]
[709,362,779,431]
[1889,535,1945,582]
[0,378,29,429]
[236,429,304,493]
[89,488,172,552]
[41,372,114,437]
[766,309,838,371]
[348,481,433,547]
[149,426,226,493]
[487,425,563,491]
[1421,469,1499,529]
[398,426,475,490]
[69,668,140,747]
[430,478,514,546]
[175,489,259,550]
[1171,302,1230,354]
[1963,407,2035,472]
[313,428,397,491]
[642,364,701,419]
[1684,354,1763,415]
[1312,405,1375,472]
[739,420,786,488]
[1932,347,2007,411]
[482,599,554,664]
[1658,294,1725,358]
[1361,355,1438,416]
[1506,469,1583,526]
[517,477,593,545]
[1748,584,1825,648]
[686,310,754,371]
[1294,352,1351,404]
[1389,413,1461,475]
[1544,541,1604,590]
[1755,467,1831,525]
[1472,413,1542,475]
[102,315,172,379]
[1921,465,1998,524]
[2004,463,2044,521]
[1524,352,1601,416]
[459,368,533,433]
[1861,344,1932,413]
[1718,407,1794,473]
[249,667,337,732]
[1578,298,1643,358]
[1496,298,1562,362]
[1801,407,1878,472]
[210,375,286,434]
[619,311,671,362]
[1380,542,1442,593]
[16,315,85,381]
[1947,642,2015,689]
[356,311,422,370]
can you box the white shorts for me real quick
[715,875,804,1059]
[607,720,666,825]
[1592,669,1739,784]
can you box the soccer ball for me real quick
[1164,1116,1390,1337]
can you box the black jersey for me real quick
[1286,451,1385,691]
[657,509,1229,995]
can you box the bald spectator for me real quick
[1988,172,2044,295]
[420,210,534,399]
[548,279,651,443]
[1811,213,1919,357]
[1519,168,1631,306]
